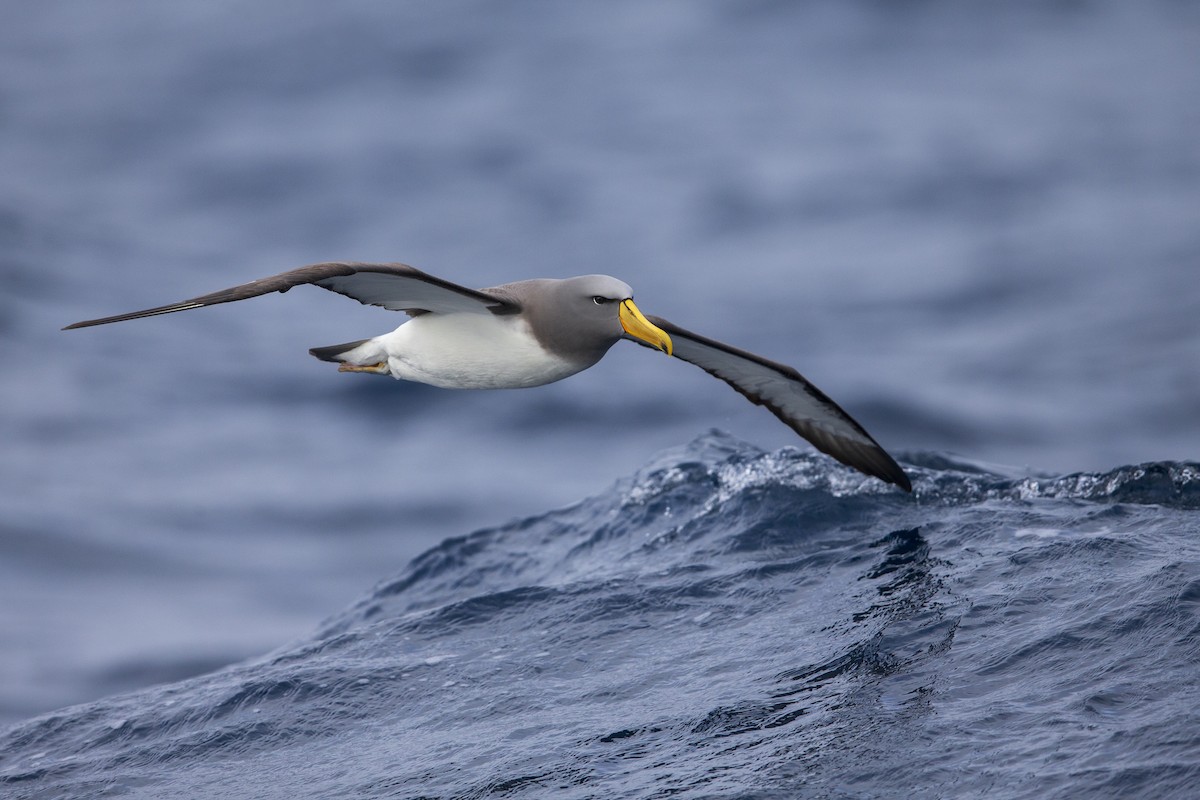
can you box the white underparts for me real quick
[343,313,585,389]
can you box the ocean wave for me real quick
[3,432,1199,798]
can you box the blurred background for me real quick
[1,0,1197,725]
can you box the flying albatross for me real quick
[64,262,911,491]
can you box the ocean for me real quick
[2,1,1198,797]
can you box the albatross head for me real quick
[523,275,673,365]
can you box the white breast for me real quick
[377,313,584,389]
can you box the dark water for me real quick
[3,434,1199,798]
[2,1,1200,795]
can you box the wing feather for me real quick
[638,315,911,491]
[62,262,519,330]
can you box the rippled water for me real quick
[3,434,1198,798]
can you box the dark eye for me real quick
[592,296,611,305]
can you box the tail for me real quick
[308,339,373,363]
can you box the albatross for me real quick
[64,262,911,491]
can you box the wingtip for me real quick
[866,451,913,493]
[834,438,912,492]
[62,316,117,330]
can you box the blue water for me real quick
[2,1,1199,796]
[3,434,1199,797]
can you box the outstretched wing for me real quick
[634,315,911,491]
[63,262,520,330]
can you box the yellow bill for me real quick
[619,299,673,356]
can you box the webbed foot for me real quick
[337,362,389,374]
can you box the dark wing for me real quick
[633,315,911,491]
[62,262,520,330]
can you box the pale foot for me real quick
[337,362,389,374]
